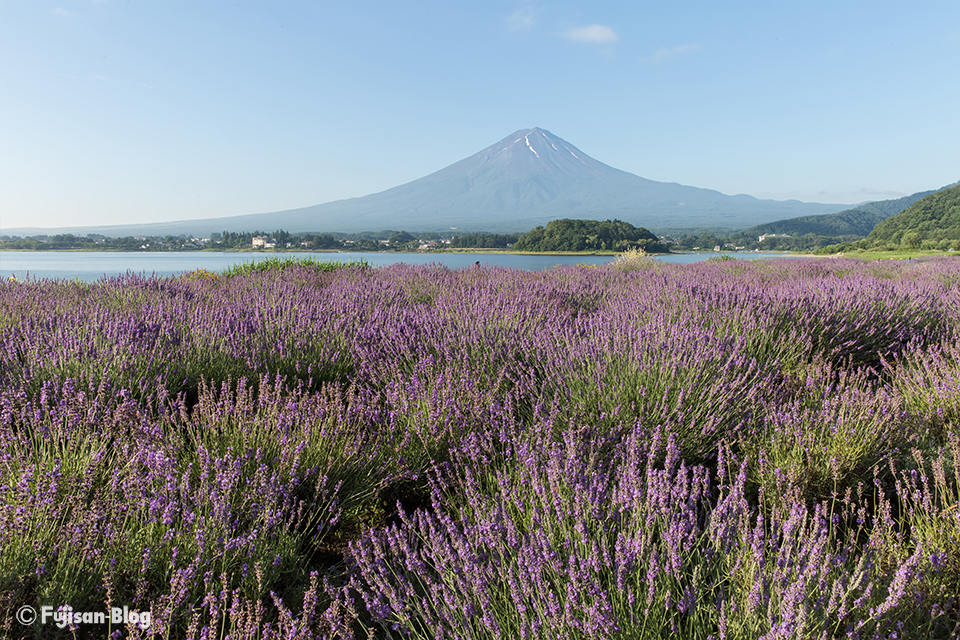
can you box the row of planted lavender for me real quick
[1,256,959,639]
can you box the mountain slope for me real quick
[866,184,960,246]
[740,187,948,238]
[3,128,848,237]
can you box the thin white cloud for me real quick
[562,24,619,44]
[506,8,538,32]
[643,43,701,64]
[53,8,76,18]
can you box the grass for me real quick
[217,255,369,277]
[811,248,960,260]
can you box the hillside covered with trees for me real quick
[513,218,669,253]
[742,210,885,238]
[865,184,960,248]
[737,187,944,240]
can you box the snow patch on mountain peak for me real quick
[525,135,540,158]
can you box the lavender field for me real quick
[2,255,960,639]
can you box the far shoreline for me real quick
[0,246,672,257]
[3,246,956,261]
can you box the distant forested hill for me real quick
[514,219,669,253]
[742,189,943,238]
[866,184,960,248]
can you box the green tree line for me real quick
[449,233,519,248]
[513,219,669,253]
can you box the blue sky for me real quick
[2,0,958,230]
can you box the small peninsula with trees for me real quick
[512,218,669,253]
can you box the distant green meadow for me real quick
[2,254,959,639]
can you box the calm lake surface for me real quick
[1,251,803,282]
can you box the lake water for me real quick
[1,251,802,282]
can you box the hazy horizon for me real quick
[2,1,958,230]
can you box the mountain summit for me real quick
[442,127,616,184]
[342,127,635,225]
[3,128,847,237]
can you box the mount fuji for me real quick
[5,128,847,236]
[229,127,844,233]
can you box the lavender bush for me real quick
[1,257,959,639]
